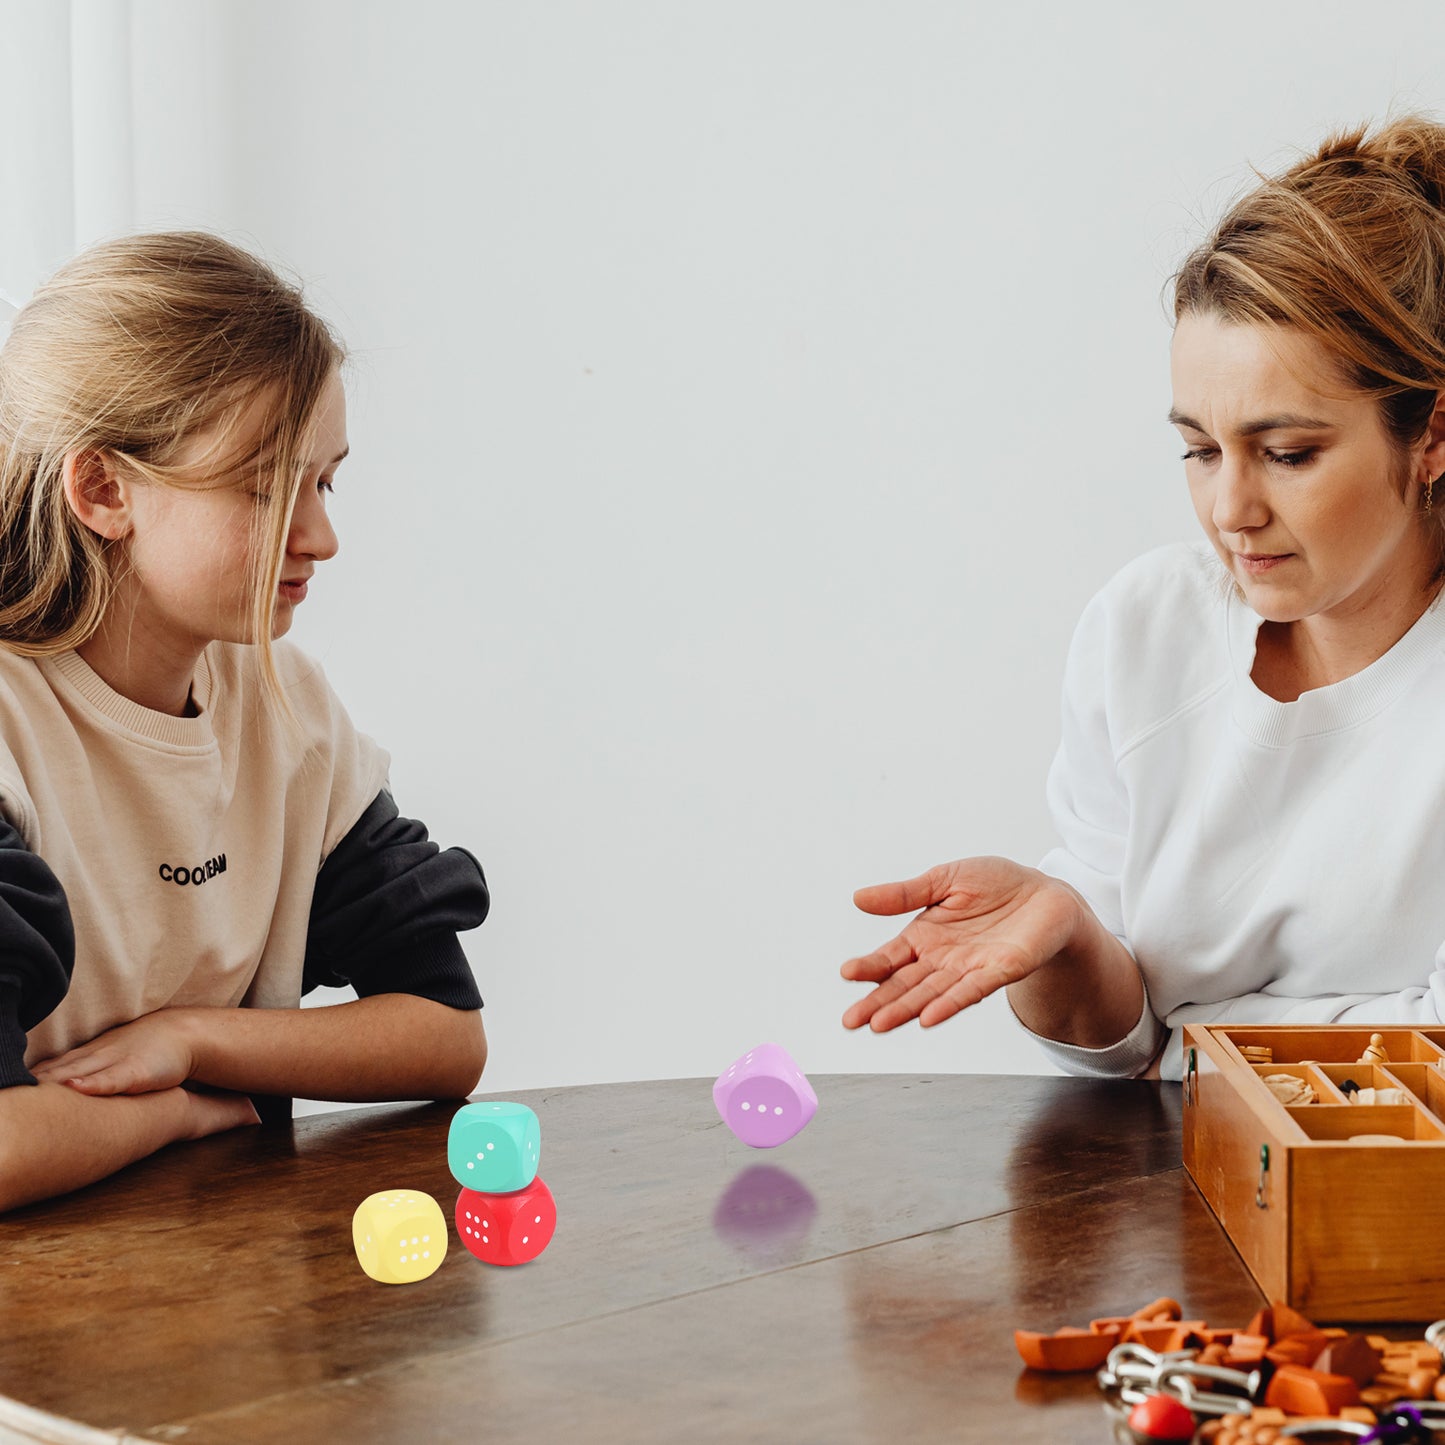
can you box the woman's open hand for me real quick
[841,856,1085,1031]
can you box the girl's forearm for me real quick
[1005,897,1146,1048]
[0,1082,192,1214]
[179,994,487,1102]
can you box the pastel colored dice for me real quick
[455,1177,557,1266]
[447,1101,541,1193]
[713,1042,818,1148]
[352,1189,447,1284]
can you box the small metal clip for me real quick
[1256,1142,1271,1209]
[1424,1318,1445,1353]
[1154,1361,1263,1417]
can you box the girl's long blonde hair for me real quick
[0,231,343,707]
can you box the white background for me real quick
[3,2,1445,1106]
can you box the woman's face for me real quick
[1169,313,1435,626]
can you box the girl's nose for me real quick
[289,485,339,562]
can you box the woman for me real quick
[842,115,1445,1081]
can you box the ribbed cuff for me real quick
[1006,974,1166,1079]
[0,982,38,1087]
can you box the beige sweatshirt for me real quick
[0,642,388,1070]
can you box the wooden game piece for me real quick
[1012,1324,1119,1371]
[1249,1408,1288,1426]
[1246,1302,1319,1343]
[1221,1332,1268,1367]
[1239,1045,1273,1063]
[1265,1332,1330,1368]
[1359,1032,1390,1064]
[1311,1332,1382,1385]
[1434,1371,1445,1402]
[1346,1133,1405,1143]
[1129,1296,1183,1321]
[1262,1363,1361,1414]
[1409,1366,1440,1397]
[1361,1383,1408,1407]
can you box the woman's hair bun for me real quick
[1305,115,1445,213]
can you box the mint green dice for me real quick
[447,1101,541,1193]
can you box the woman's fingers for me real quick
[839,932,916,983]
[852,865,956,917]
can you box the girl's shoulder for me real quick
[204,640,356,741]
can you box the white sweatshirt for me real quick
[1015,541,1445,1081]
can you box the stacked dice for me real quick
[448,1101,557,1267]
[352,1100,557,1284]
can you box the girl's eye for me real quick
[1180,447,1217,463]
[1267,448,1315,468]
[318,476,335,495]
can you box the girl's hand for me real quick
[31,1009,198,1096]
[841,856,1085,1032]
[182,1087,262,1138]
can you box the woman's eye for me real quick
[1267,449,1315,468]
[318,476,335,495]
[1180,447,1217,463]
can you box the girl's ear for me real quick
[61,450,132,540]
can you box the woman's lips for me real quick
[1235,553,1292,574]
[278,579,309,602]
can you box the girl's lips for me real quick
[1235,553,1292,573]
[279,579,309,602]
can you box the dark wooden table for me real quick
[0,1075,1269,1444]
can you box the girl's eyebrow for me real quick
[1167,409,1337,436]
[330,446,350,465]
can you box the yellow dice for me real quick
[353,1189,447,1283]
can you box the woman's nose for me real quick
[1211,455,1270,535]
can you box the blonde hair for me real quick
[0,231,342,707]
[1173,115,1445,503]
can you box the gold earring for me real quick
[1428,474,1437,515]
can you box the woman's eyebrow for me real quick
[1167,409,1337,436]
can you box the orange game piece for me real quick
[1263,1363,1361,1415]
[1013,1324,1121,1371]
[1266,1333,1330,1368]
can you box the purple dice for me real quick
[713,1043,818,1148]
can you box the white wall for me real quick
[11,2,1445,1098]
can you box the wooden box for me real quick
[1182,1024,1445,1321]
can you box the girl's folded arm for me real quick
[0,1081,208,1214]
[181,992,485,1102]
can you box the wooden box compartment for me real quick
[1182,1024,1445,1321]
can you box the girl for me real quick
[0,233,489,1212]
[842,114,1445,1082]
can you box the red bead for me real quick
[455,1178,557,1266]
[1126,1393,1196,1441]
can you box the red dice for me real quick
[455,1177,557,1266]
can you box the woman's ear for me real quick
[1423,391,1445,487]
[61,450,132,540]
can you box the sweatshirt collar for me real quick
[42,649,217,748]
[1227,584,1445,746]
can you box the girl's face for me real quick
[122,369,348,652]
[1169,313,1439,627]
